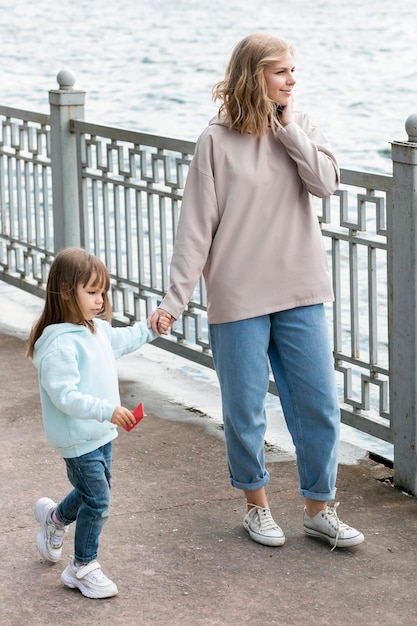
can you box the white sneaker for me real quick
[303,503,364,549]
[35,497,68,562]
[243,505,285,546]
[61,558,118,599]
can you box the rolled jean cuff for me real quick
[299,487,337,501]
[230,470,270,491]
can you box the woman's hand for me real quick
[279,95,294,127]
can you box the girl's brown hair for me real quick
[212,33,294,137]
[26,247,112,358]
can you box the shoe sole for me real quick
[61,571,118,599]
[303,527,365,548]
[244,524,286,547]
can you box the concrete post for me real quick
[49,70,85,253]
[389,113,417,495]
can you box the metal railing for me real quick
[1,72,417,494]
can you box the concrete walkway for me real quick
[1,330,417,626]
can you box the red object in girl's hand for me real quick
[123,402,145,432]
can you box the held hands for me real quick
[148,308,175,336]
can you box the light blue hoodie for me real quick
[32,318,155,458]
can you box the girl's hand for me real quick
[148,308,175,335]
[111,406,136,429]
[158,312,174,333]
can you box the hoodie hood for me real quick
[208,113,228,128]
[33,323,88,368]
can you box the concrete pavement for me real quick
[1,330,417,626]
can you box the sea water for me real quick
[1,0,416,174]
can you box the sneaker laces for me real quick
[325,502,354,551]
[247,504,279,532]
[50,526,67,548]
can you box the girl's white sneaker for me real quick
[35,497,67,562]
[61,558,118,599]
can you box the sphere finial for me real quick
[56,70,76,91]
[405,114,417,142]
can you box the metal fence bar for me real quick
[0,105,52,297]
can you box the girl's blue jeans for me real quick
[55,442,112,564]
[209,304,340,501]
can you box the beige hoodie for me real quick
[160,111,339,324]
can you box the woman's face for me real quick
[263,51,296,106]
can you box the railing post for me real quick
[49,70,85,253]
[389,113,417,495]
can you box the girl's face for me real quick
[263,51,296,106]
[76,273,106,321]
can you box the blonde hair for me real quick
[26,247,112,358]
[212,33,294,137]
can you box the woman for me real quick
[149,33,364,549]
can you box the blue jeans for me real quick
[209,304,340,501]
[55,442,112,564]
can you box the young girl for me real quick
[27,247,168,598]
